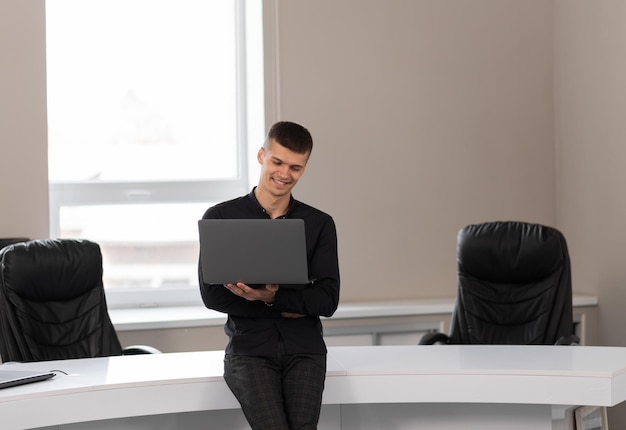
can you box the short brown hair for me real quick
[266,121,313,156]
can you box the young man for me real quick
[199,121,340,430]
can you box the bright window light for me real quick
[46,0,264,308]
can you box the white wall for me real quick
[0,0,49,240]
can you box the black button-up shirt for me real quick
[199,189,340,356]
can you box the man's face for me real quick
[257,139,309,198]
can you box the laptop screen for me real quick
[198,218,310,286]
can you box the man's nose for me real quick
[278,164,290,176]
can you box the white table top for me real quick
[330,344,626,377]
[324,345,626,407]
[1,345,624,429]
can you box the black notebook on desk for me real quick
[198,218,310,286]
[0,369,56,389]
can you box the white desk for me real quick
[1,345,625,430]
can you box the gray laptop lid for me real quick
[198,218,309,286]
[0,369,55,390]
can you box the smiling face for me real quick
[256,139,309,199]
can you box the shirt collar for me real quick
[248,187,295,218]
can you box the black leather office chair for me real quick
[420,221,579,345]
[0,237,29,251]
[0,238,159,362]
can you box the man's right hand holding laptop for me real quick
[223,282,304,319]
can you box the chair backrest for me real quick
[0,238,123,362]
[449,221,574,345]
[0,237,29,251]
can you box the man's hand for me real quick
[281,312,305,319]
[224,283,304,318]
[224,282,278,303]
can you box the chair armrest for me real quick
[122,345,162,355]
[418,332,452,345]
[555,334,580,346]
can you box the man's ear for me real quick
[257,147,265,164]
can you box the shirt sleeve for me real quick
[272,216,340,318]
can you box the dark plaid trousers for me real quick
[224,342,327,430]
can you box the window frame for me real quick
[47,0,262,309]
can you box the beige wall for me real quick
[269,0,556,302]
[554,0,626,425]
[555,0,626,344]
[0,0,49,240]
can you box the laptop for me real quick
[0,369,56,390]
[198,218,310,287]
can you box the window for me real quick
[46,0,264,308]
